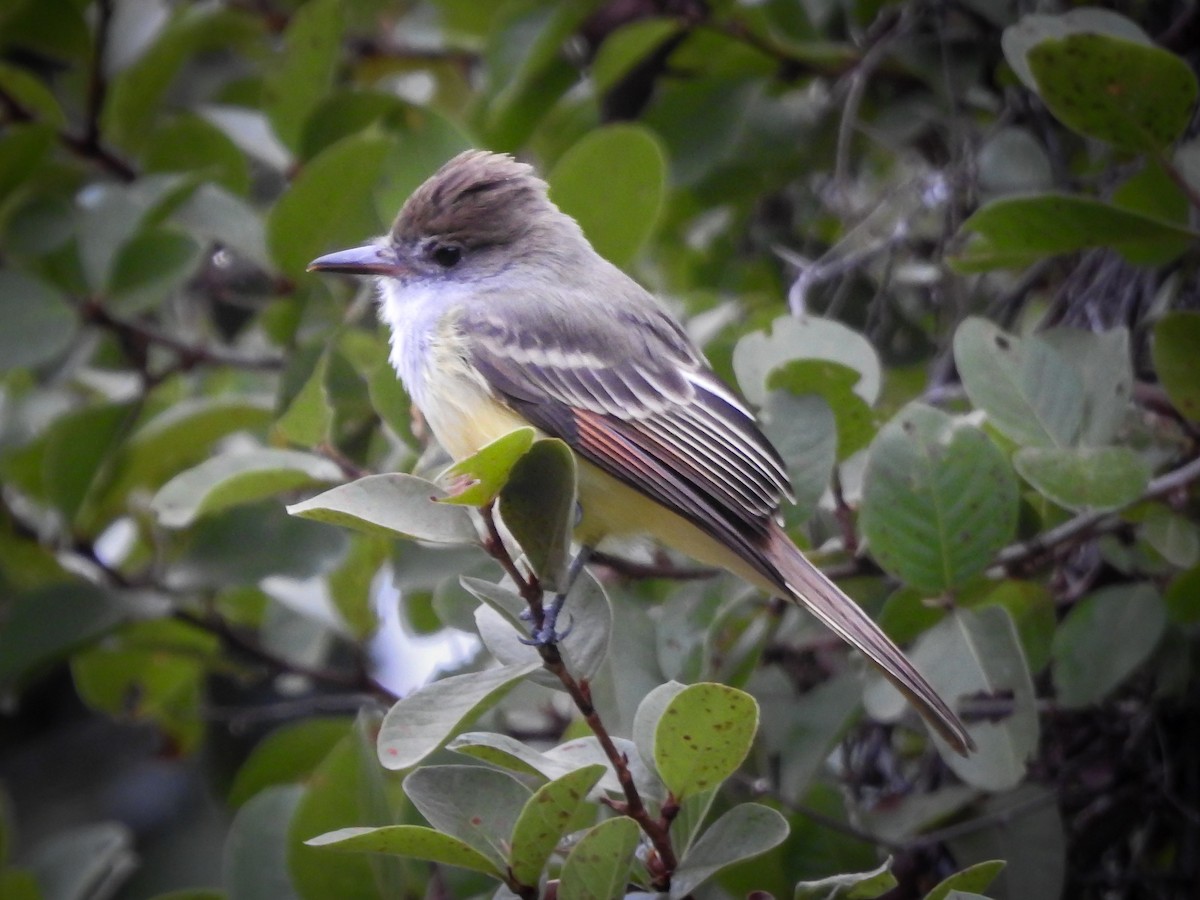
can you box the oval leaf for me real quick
[402,765,532,868]
[287,473,478,545]
[510,764,607,885]
[1152,311,1200,421]
[670,803,789,898]
[861,404,1018,594]
[865,607,1038,791]
[498,438,578,591]
[952,317,1084,448]
[654,682,758,799]
[1052,583,1166,709]
[548,125,667,268]
[377,662,540,770]
[153,449,343,529]
[557,817,641,900]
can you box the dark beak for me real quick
[307,244,407,276]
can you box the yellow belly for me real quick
[419,369,771,594]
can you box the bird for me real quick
[307,149,974,755]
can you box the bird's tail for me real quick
[762,521,975,756]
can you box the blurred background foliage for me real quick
[1,0,1199,898]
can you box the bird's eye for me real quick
[430,244,462,268]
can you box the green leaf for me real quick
[1028,34,1197,153]
[1052,583,1166,709]
[631,681,687,776]
[287,473,478,545]
[224,785,304,900]
[228,717,353,808]
[945,785,1064,900]
[762,392,837,524]
[328,535,388,640]
[1001,8,1151,95]
[287,732,390,900]
[1152,311,1200,420]
[671,803,789,898]
[0,583,135,687]
[953,317,1084,449]
[377,662,540,770]
[549,125,668,268]
[104,395,274,500]
[143,112,250,195]
[103,6,261,153]
[1037,327,1133,446]
[860,404,1018,594]
[275,352,333,448]
[734,315,882,408]
[262,0,343,154]
[1166,564,1200,624]
[172,183,273,271]
[0,869,40,900]
[403,765,532,869]
[43,401,136,525]
[108,227,203,315]
[267,131,391,278]
[0,124,54,207]
[71,618,219,751]
[924,860,1006,900]
[1112,160,1189,225]
[372,108,476,225]
[954,194,1198,271]
[447,731,574,782]
[153,449,343,528]
[591,18,683,93]
[557,817,641,900]
[0,62,66,125]
[304,826,501,878]
[0,271,76,374]
[437,427,536,506]
[498,438,578,591]
[1013,446,1150,512]
[963,580,1056,674]
[865,607,1038,791]
[510,764,607,885]
[793,858,897,899]
[654,682,759,799]
[768,359,876,460]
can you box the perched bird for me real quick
[309,150,974,755]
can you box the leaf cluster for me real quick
[1,2,1199,899]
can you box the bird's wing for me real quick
[459,299,792,555]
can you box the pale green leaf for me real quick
[287,473,478,545]
[304,826,501,877]
[670,803,789,898]
[1013,446,1150,512]
[403,765,531,868]
[1052,583,1166,708]
[153,449,343,528]
[377,663,540,770]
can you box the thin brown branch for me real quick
[477,506,680,891]
[996,454,1200,570]
[81,299,284,372]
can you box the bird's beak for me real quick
[307,244,407,276]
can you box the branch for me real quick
[477,505,680,892]
[81,299,284,372]
[995,454,1200,570]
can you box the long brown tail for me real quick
[763,522,975,755]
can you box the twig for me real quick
[995,454,1200,570]
[589,549,716,582]
[81,299,284,372]
[477,505,680,892]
